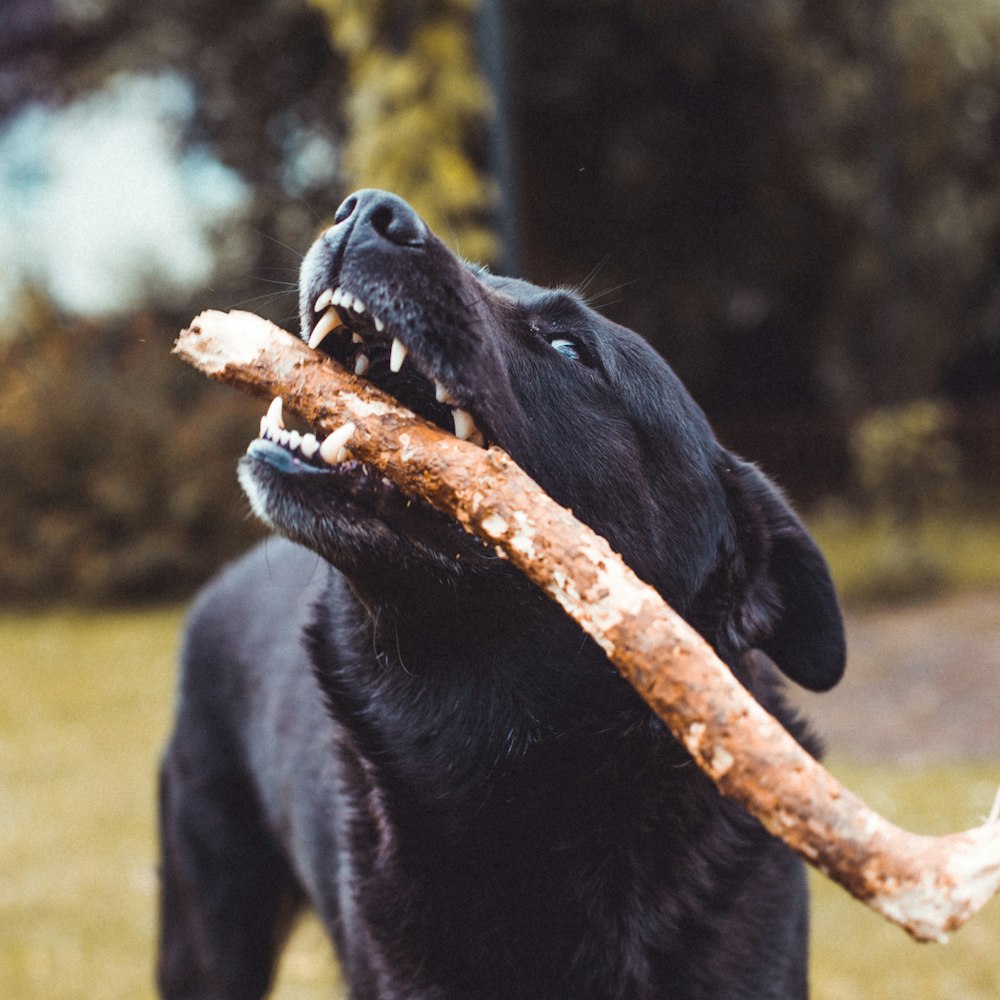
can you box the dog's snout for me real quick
[331,189,427,249]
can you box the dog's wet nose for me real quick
[332,189,427,248]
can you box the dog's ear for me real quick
[719,455,846,692]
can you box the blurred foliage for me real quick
[0,291,263,604]
[809,504,1000,605]
[2,0,349,320]
[509,0,1000,417]
[852,400,962,523]
[844,399,963,599]
[310,0,497,262]
[3,0,1000,604]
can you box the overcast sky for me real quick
[0,73,249,317]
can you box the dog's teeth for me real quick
[288,430,301,451]
[373,316,385,333]
[309,307,344,349]
[279,429,291,447]
[314,288,333,312]
[352,332,365,345]
[299,433,320,459]
[319,422,357,464]
[267,396,285,432]
[390,338,408,372]
[259,415,268,438]
[452,408,477,441]
[435,380,456,405]
[354,354,370,376]
[353,298,366,314]
[331,287,344,307]
[340,291,355,311]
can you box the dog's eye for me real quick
[548,337,582,362]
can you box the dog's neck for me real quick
[307,567,674,800]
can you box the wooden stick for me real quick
[174,309,1000,943]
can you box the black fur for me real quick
[158,190,845,999]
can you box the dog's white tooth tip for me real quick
[288,430,301,451]
[390,338,408,372]
[373,316,385,333]
[259,415,268,438]
[267,396,285,430]
[309,307,344,349]
[331,287,343,306]
[319,422,357,464]
[435,380,456,404]
[314,288,333,312]
[337,447,351,462]
[452,408,477,441]
[340,291,354,311]
[354,354,370,376]
[353,299,366,314]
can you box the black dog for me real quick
[158,190,845,999]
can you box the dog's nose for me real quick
[332,189,427,248]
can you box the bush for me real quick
[0,297,263,605]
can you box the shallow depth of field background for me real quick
[2,1,999,997]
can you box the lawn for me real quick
[2,608,997,999]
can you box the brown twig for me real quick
[174,309,1000,943]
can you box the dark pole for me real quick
[477,0,522,277]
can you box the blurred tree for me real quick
[508,0,1000,424]
[0,0,352,603]
[309,0,497,262]
[3,0,1000,604]
[1,0,348,322]
[772,0,1000,419]
[0,291,264,603]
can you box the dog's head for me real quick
[240,189,844,693]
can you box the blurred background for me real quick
[1,1,998,998]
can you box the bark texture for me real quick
[174,308,1000,943]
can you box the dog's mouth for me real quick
[249,280,490,477]
[239,262,510,574]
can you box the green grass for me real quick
[810,760,1000,1000]
[2,609,997,998]
[808,507,1000,603]
[0,608,341,1000]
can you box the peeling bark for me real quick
[174,309,1000,943]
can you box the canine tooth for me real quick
[435,380,456,404]
[267,396,285,431]
[390,338,408,372]
[309,307,344,349]
[314,288,333,312]
[300,433,320,459]
[319,422,357,464]
[354,354,370,376]
[452,408,477,441]
[373,316,385,333]
[337,447,352,462]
